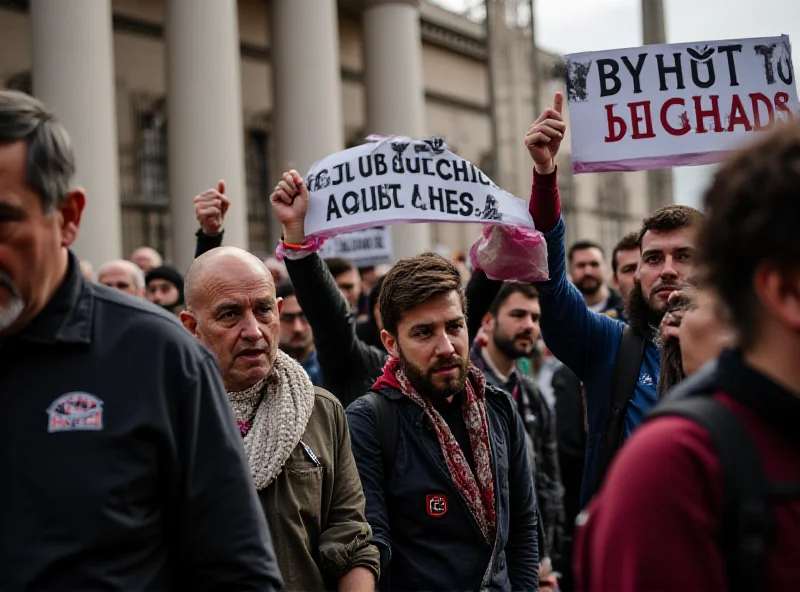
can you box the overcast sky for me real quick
[432,0,800,207]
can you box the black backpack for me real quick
[643,367,800,592]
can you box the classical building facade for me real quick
[0,0,665,271]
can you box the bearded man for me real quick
[345,253,540,591]
[525,92,703,505]
[180,247,379,591]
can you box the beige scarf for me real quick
[228,351,316,490]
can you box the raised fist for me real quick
[195,180,230,237]
[270,170,309,245]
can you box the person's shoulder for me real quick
[90,282,210,358]
[314,386,344,411]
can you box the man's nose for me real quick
[433,331,456,357]
[240,312,263,341]
[661,256,679,279]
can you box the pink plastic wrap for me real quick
[469,224,549,282]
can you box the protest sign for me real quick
[317,226,393,267]
[303,136,535,239]
[566,35,798,173]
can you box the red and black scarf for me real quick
[374,357,497,544]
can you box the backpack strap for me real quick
[591,324,647,498]
[647,396,770,592]
[363,390,399,484]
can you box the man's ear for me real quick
[755,265,800,332]
[59,188,86,247]
[612,275,620,290]
[481,312,496,332]
[381,329,399,358]
[276,297,283,315]
[180,310,198,336]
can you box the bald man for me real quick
[97,259,145,297]
[180,247,380,591]
[130,246,162,273]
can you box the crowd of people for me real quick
[2,85,799,591]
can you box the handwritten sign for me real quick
[303,136,534,239]
[566,35,798,173]
[317,227,393,267]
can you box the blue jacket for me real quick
[346,386,539,591]
[537,218,661,505]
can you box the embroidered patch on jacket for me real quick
[426,494,448,517]
[47,392,104,433]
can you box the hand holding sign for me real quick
[270,170,309,244]
[525,93,566,175]
[194,180,230,237]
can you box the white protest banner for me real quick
[566,35,798,173]
[317,226,393,267]
[303,136,534,239]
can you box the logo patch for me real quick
[426,494,448,517]
[47,392,104,433]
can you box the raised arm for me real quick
[193,180,228,258]
[525,95,623,380]
[271,171,387,406]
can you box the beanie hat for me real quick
[145,265,185,307]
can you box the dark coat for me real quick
[346,386,540,591]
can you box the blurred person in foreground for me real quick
[575,118,800,591]
[0,90,281,590]
[181,246,380,591]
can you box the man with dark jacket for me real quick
[0,90,281,590]
[575,105,800,592]
[525,93,702,504]
[347,252,540,591]
[470,282,564,562]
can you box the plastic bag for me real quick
[469,224,549,282]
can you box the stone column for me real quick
[363,0,432,260]
[270,0,344,184]
[31,0,122,263]
[166,0,248,272]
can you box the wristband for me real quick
[275,236,326,261]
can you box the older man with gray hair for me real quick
[181,245,380,591]
[97,259,145,297]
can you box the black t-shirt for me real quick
[435,392,476,473]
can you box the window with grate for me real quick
[245,128,272,254]
[120,94,171,261]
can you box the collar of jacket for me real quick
[15,250,93,345]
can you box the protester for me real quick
[568,240,625,320]
[145,264,185,315]
[181,246,380,591]
[130,245,162,272]
[276,280,324,386]
[611,231,640,305]
[326,257,362,315]
[0,89,281,590]
[195,178,386,406]
[574,110,800,592]
[524,92,703,504]
[97,259,145,297]
[470,282,564,562]
[347,253,540,591]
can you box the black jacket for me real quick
[0,253,282,591]
[347,385,540,591]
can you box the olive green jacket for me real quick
[258,387,380,590]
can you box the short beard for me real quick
[398,346,468,405]
[576,277,602,297]
[626,281,664,338]
[0,274,25,333]
[279,339,312,362]
[658,336,685,398]
[493,328,534,360]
